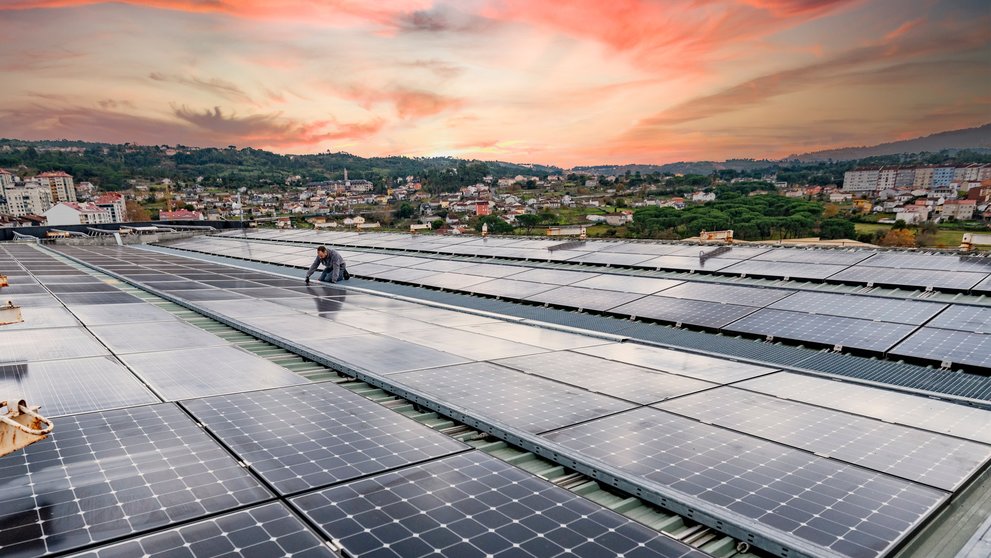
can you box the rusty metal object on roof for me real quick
[0,300,22,326]
[0,400,54,458]
[0,274,8,288]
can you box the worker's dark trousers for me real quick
[319,265,340,283]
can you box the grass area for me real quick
[854,223,971,248]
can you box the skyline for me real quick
[0,1,988,167]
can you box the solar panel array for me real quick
[214,228,991,291]
[167,234,991,368]
[0,243,715,558]
[9,242,989,558]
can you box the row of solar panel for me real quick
[47,244,991,558]
[216,229,991,292]
[1,244,707,558]
[166,236,991,369]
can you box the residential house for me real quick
[44,202,112,226]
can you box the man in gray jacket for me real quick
[305,246,347,284]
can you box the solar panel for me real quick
[385,326,550,361]
[45,282,122,293]
[752,248,872,265]
[638,254,739,272]
[769,291,946,325]
[525,285,646,311]
[575,343,776,384]
[0,404,271,557]
[542,407,948,558]
[738,372,991,444]
[89,321,231,354]
[389,306,499,327]
[164,288,252,301]
[457,322,608,350]
[56,292,144,305]
[295,333,470,374]
[658,282,793,307]
[0,306,80,330]
[501,267,593,285]
[717,260,847,280]
[66,302,179,325]
[0,327,110,363]
[495,351,717,404]
[0,284,47,294]
[860,252,991,272]
[611,295,758,328]
[235,313,370,341]
[469,278,559,299]
[291,451,705,558]
[889,328,991,368]
[390,362,634,433]
[828,266,986,291]
[724,308,917,352]
[926,305,991,333]
[69,503,335,558]
[974,275,991,293]
[566,251,659,266]
[183,383,467,495]
[570,274,682,294]
[0,356,158,417]
[120,345,308,400]
[196,298,304,318]
[5,294,65,308]
[657,387,991,491]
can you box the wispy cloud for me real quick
[149,72,253,103]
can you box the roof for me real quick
[94,192,124,204]
[3,234,991,558]
[37,170,72,177]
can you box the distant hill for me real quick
[788,124,991,161]
[572,159,778,176]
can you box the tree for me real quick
[822,204,840,219]
[474,215,513,234]
[431,218,445,230]
[393,202,415,219]
[879,228,916,247]
[819,218,855,240]
[125,200,150,222]
[515,214,542,235]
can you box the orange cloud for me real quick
[341,86,463,119]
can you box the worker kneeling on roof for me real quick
[305,245,349,285]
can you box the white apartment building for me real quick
[44,202,112,226]
[95,192,126,223]
[36,171,76,203]
[842,169,879,193]
[877,168,898,191]
[2,182,53,216]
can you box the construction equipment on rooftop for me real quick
[0,274,7,288]
[0,400,54,458]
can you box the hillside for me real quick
[788,124,991,161]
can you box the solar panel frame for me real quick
[717,260,849,280]
[656,387,991,491]
[0,327,110,363]
[119,345,309,400]
[575,343,777,384]
[611,295,759,329]
[926,305,991,333]
[0,356,159,417]
[889,327,991,368]
[569,274,683,294]
[525,285,646,311]
[291,451,706,558]
[182,383,468,495]
[659,282,793,307]
[495,351,718,404]
[0,403,272,557]
[724,308,918,352]
[828,266,987,291]
[736,372,991,445]
[88,321,231,354]
[542,407,949,558]
[389,362,635,433]
[769,291,947,325]
[295,333,471,374]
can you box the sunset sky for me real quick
[1,0,988,167]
